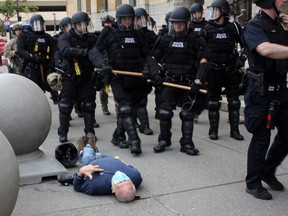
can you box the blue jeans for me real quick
[78,146,103,165]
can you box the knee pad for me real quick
[207,101,221,111]
[83,101,96,113]
[228,100,240,110]
[159,108,173,120]
[180,110,194,121]
[58,99,73,114]
[119,104,133,118]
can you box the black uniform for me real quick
[17,27,58,102]
[151,7,203,156]
[198,19,244,140]
[57,27,97,142]
[90,24,150,154]
[242,10,288,197]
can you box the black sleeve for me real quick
[16,32,33,61]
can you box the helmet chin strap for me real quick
[273,3,280,17]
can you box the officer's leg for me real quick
[82,96,96,136]
[207,101,221,140]
[137,97,153,135]
[111,115,129,149]
[74,100,84,117]
[58,98,73,142]
[179,110,199,156]
[228,99,244,140]
[153,103,173,153]
[99,88,110,115]
[119,102,142,154]
[50,89,59,104]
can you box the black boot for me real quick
[153,118,172,153]
[208,110,219,140]
[58,111,70,142]
[137,105,153,135]
[58,127,68,143]
[111,118,129,149]
[229,110,244,141]
[84,111,96,137]
[179,111,199,156]
[122,116,142,154]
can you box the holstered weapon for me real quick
[246,68,265,96]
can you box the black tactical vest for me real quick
[202,21,240,65]
[67,31,96,71]
[107,28,144,72]
[245,12,288,83]
[25,30,53,61]
[162,32,198,76]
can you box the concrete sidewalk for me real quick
[1,66,288,216]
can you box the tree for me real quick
[0,0,38,22]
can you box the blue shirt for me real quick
[73,155,142,195]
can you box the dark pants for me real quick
[58,76,96,135]
[244,84,288,189]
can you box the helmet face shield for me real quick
[136,15,151,29]
[63,23,72,33]
[32,20,45,32]
[207,7,222,21]
[191,11,203,22]
[74,21,88,35]
[168,21,189,37]
[117,16,135,31]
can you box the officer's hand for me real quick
[152,75,163,88]
[101,66,113,85]
[33,55,46,64]
[189,82,201,98]
[142,65,151,80]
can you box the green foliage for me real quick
[0,0,38,21]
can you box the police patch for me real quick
[37,38,46,43]
[214,33,228,39]
[171,42,184,48]
[124,37,135,43]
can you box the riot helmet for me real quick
[168,7,191,37]
[101,14,115,27]
[30,14,45,32]
[116,4,135,31]
[12,23,23,35]
[135,7,151,29]
[190,3,204,22]
[55,143,79,168]
[165,11,173,24]
[207,0,230,21]
[59,17,72,33]
[71,11,91,36]
[253,0,275,9]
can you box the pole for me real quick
[112,70,207,94]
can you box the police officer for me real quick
[89,4,150,154]
[189,2,209,123]
[53,16,72,69]
[4,23,23,74]
[150,7,202,156]
[242,0,288,200]
[134,7,158,135]
[57,11,97,143]
[17,14,58,104]
[158,11,172,36]
[196,0,244,141]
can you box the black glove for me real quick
[101,66,113,85]
[33,55,47,64]
[189,82,201,98]
[142,63,151,80]
[152,75,163,88]
[237,53,247,68]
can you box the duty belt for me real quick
[249,78,287,93]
